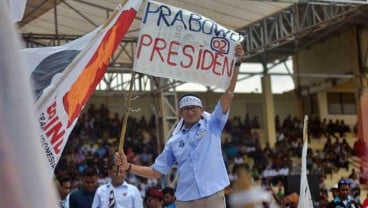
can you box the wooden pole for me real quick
[102,0,127,29]
[117,0,130,152]
[116,71,135,176]
[116,0,132,176]
[118,71,136,152]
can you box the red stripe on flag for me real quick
[63,8,137,127]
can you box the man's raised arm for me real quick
[220,44,244,113]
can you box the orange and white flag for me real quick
[22,0,142,172]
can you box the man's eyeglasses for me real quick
[181,106,200,113]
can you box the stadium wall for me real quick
[88,89,357,130]
[88,91,299,126]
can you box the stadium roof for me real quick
[19,0,292,36]
[18,0,368,94]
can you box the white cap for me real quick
[179,95,202,109]
[330,184,338,191]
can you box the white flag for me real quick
[298,116,314,208]
[7,0,27,23]
[0,1,59,207]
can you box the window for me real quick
[302,94,319,115]
[327,93,356,114]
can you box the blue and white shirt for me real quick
[152,101,230,201]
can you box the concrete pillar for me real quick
[351,27,368,155]
[262,74,276,147]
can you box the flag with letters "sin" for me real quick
[21,0,142,173]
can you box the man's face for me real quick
[146,196,162,208]
[126,148,136,162]
[110,165,125,186]
[59,181,72,199]
[331,189,339,198]
[163,193,175,206]
[179,105,203,126]
[320,196,328,207]
[339,184,350,200]
[82,176,98,193]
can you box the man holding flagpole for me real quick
[115,44,245,208]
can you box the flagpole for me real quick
[102,8,118,29]
[102,0,127,30]
[115,0,132,176]
[116,71,135,176]
[118,71,135,152]
[117,0,131,153]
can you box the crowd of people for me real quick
[54,98,363,208]
[52,42,362,207]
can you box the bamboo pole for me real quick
[102,0,127,29]
[116,0,132,176]
[116,71,135,176]
[109,0,129,151]
[118,71,136,152]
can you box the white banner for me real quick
[134,1,243,90]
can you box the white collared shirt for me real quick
[92,181,143,208]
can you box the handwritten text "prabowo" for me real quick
[142,2,242,43]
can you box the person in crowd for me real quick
[327,179,360,208]
[56,175,72,208]
[320,194,329,208]
[162,187,176,208]
[114,44,245,208]
[329,184,339,202]
[361,193,368,208]
[145,188,163,208]
[351,187,361,207]
[69,167,98,208]
[92,162,143,208]
[283,192,299,208]
[229,166,272,208]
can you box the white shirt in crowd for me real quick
[92,181,143,208]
